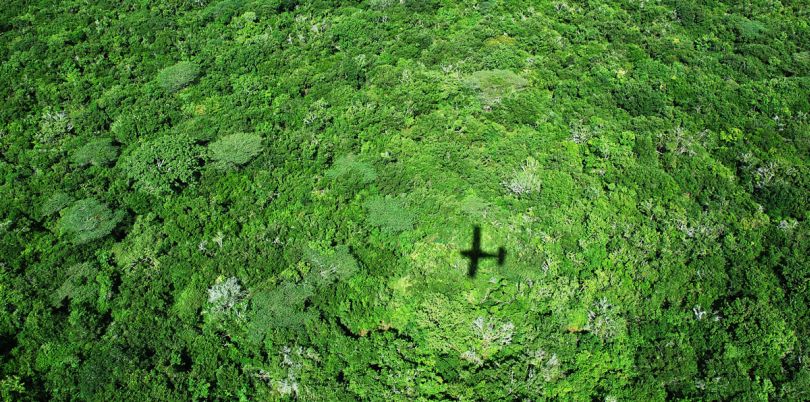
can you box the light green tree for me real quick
[208,133,263,169]
[71,138,118,166]
[57,198,123,245]
[156,61,200,92]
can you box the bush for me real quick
[156,61,200,92]
[71,138,118,166]
[503,157,542,197]
[57,198,123,245]
[35,109,73,144]
[119,133,203,194]
[206,276,246,318]
[208,132,263,168]
[248,282,315,341]
[304,245,359,287]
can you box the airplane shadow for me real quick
[460,225,506,278]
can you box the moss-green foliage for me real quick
[156,61,200,93]
[70,138,117,166]
[119,133,202,195]
[57,198,123,245]
[208,132,262,168]
[2,0,809,400]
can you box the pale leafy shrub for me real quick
[461,316,515,366]
[57,198,123,245]
[527,349,563,382]
[325,154,377,184]
[586,298,626,342]
[304,245,359,287]
[71,138,118,166]
[36,109,73,144]
[51,262,96,307]
[248,282,315,341]
[156,61,200,92]
[207,276,246,318]
[208,132,263,168]
[472,316,515,348]
[503,157,542,196]
[325,155,377,194]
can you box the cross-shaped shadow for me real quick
[460,226,505,277]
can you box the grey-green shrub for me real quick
[39,192,73,218]
[503,157,542,197]
[326,155,377,184]
[466,69,529,106]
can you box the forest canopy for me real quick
[0,0,808,400]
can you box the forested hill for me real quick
[1,0,809,400]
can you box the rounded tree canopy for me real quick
[208,132,263,168]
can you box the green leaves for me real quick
[2,0,809,400]
[325,154,378,195]
[304,245,359,287]
[247,282,315,342]
[208,132,263,168]
[39,192,73,218]
[57,198,123,245]
[156,61,200,92]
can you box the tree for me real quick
[39,192,72,218]
[325,154,377,184]
[119,133,203,195]
[503,157,542,197]
[57,198,123,245]
[466,69,529,106]
[364,195,414,234]
[208,133,263,169]
[70,138,118,166]
[156,61,200,92]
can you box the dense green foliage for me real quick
[1,0,808,400]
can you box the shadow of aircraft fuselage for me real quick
[460,226,505,277]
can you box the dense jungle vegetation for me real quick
[1,0,809,400]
